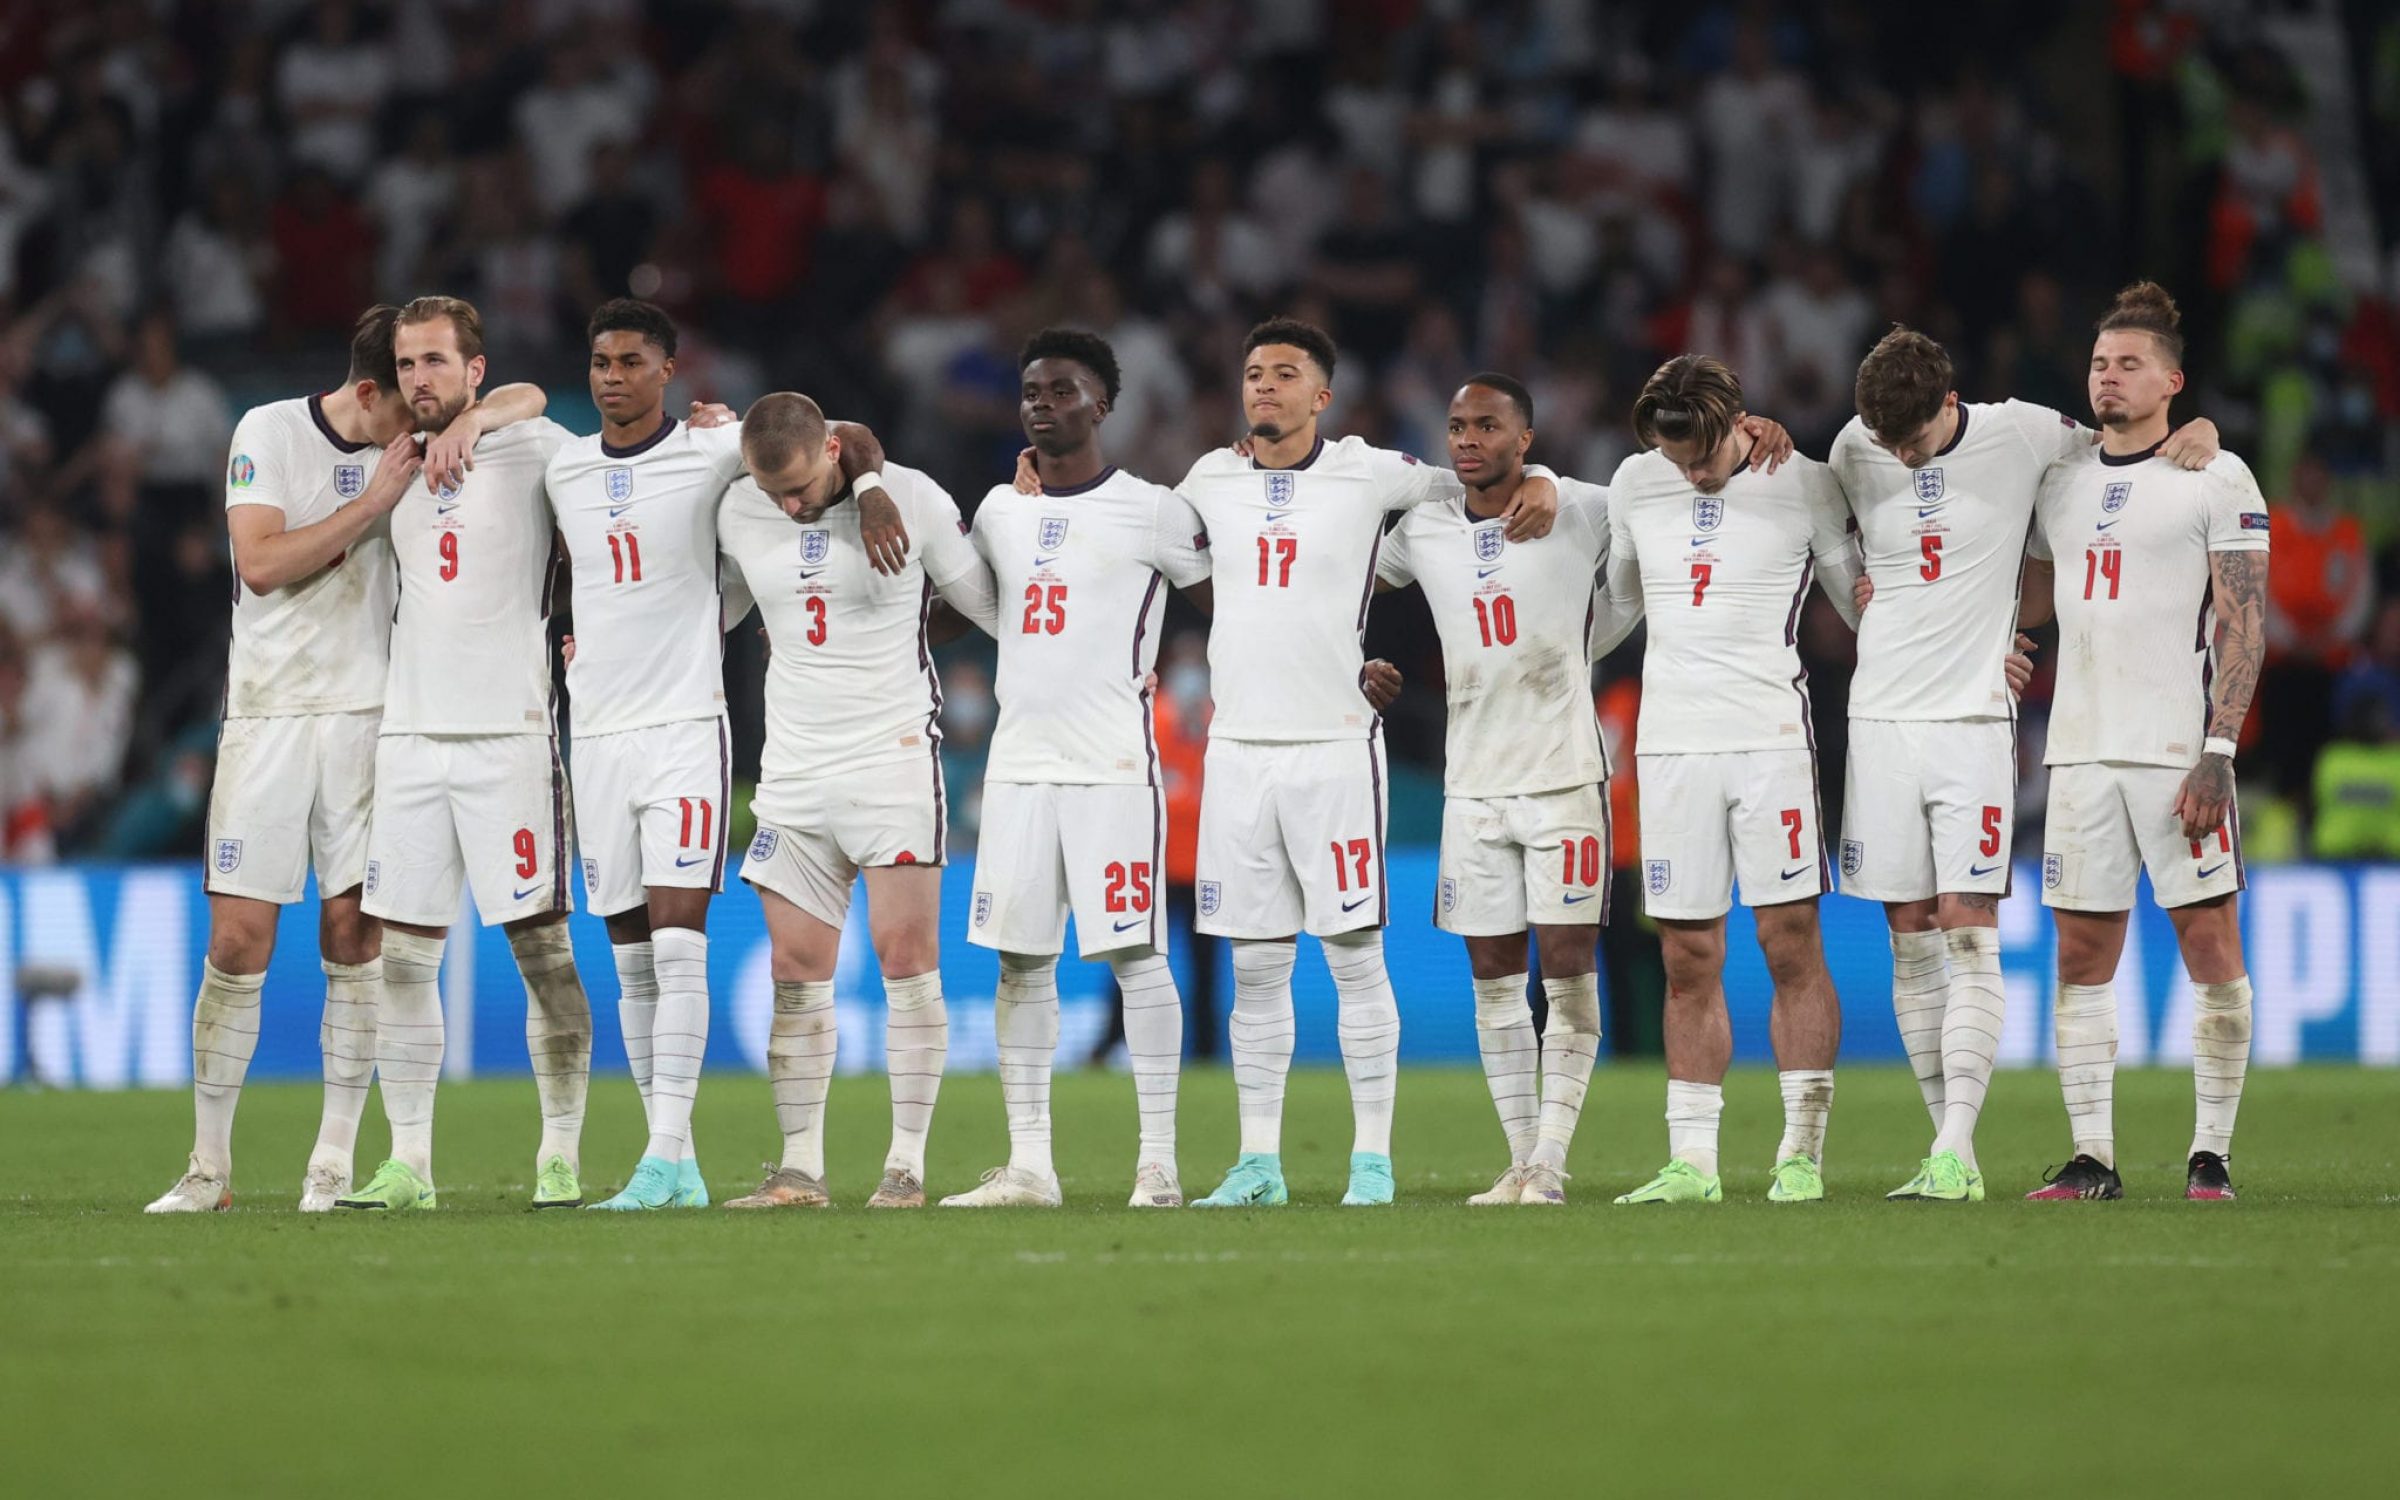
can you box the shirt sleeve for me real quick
[2010,399,2092,468]
[692,419,747,483]
[224,410,286,513]
[913,476,985,588]
[2026,503,2054,563]
[1367,442,1452,513]
[1375,514,1416,589]
[932,554,1001,637]
[1801,460,1864,631]
[2204,456,2271,552]
[1149,486,1213,587]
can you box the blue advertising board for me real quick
[3,857,2395,1086]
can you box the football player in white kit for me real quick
[941,329,1214,1209]
[552,301,905,1212]
[720,393,1001,1210]
[147,305,552,1214]
[1179,318,1557,1209]
[1834,329,2219,1203]
[1596,355,1863,1205]
[1372,376,1615,1207]
[2021,283,2264,1203]
[338,297,596,1212]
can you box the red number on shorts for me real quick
[1560,835,1602,887]
[1920,534,1944,581]
[1780,808,1805,860]
[678,797,713,850]
[1020,582,1067,634]
[608,531,643,583]
[1979,805,2004,858]
[1103,861,1154,914]
[1328,837,1373,892]
[2189,826,2231,859]
[1472,593,1517,647]
[1256,534,1298,587]
[2083,547,2123,600]
[512,827,538,879]
[438,530,460,581]
[804,596,827,645]
[1689,561,1712,605]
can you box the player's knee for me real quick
[997,951,1058,991]
[1463,935,1527,982]
[207,903,280,974]
[1532,926,1597,979]
[603,908,652,946]
[871,924,938,978]
[2174,898,2243,980]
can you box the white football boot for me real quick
[146,1156,231,1213]
[1468,1163,1534,1205]
[1128,1161,1182,1208]
[939,1165,1063,1208]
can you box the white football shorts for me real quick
[1839,717,2016,902]
[739,757,947,929]
[1636,747,1826,921]
[570,717,732,917]
[1194,735,1388,940]
[2040,760,2245,911]
[203,709,381,904]
[362,732,573,927]
[1435,783,1612,935]
[968,780,1168,958]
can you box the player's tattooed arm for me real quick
[1736,415,1796,474]
[421,382,550,493]
[829,421,909,574]
[2174,548,2266,839]
[2159,417,2221,472]
[2017,558,2055,629]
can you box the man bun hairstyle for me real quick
[1632,353,1743,455]
[395,294,486,361]
[742,391,827,474]
[1462,371,1534,426]
[1243,316,1337,383]
[588,297,679,358]
[346,303,401,391]
[1854,326,1954,444]
[2096,280,2185,365]
[1019,327,1121,405]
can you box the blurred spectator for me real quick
[0,501,113,644]
[98,313,231,499]
[17,601,137,844]
[513,34,654,220]
[1145,158,1278,314]
[1696,22,1806,259]
[0,624,55,862]
[1312,168,1419,364]
[560,141,657,309]
[162,175,271,353]
[269,167,374,339]
[275,0,394,184]
[2258,455,2376,795]
[696,118,828,353]
[366,118,461,301]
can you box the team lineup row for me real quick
[147,275,2265,1216]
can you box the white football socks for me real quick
[883,969,947,1176]
[1534,972,1601,1171]
[2054,981,2118,1166]
[509,922,591,1172]
[2191,976,2252,1158]
[1931,926,2004,1168]
[1889,928,1948,1124]
[1324,929,1399,1158]
[1775,1069,1835,1166]
[375,930,447,1179]
[313,957,377,1170]
[1665,1078,1724,1177]
[768,979,836,1178]
[1472,972,1539,1163]
[612,940,696,1165]
[643,926,709,1162]
[1110,949,1182,1169]
[1227,938,1297,1156]
[995,953,1059,1180]
[190,960,265,1177]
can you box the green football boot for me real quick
[531,1154,582,1209]
[1766,1155,1825,1203]
[1893,1150,1984,1202]
[1191,1152,1289,1208]
[336,1158,436,1212]
[675,1156,709,1208]
[586,1155,680,1211]
[1613,1159,1722,1204]
[1341,1152,1395,1206]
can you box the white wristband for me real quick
[852,472,886,498]
[2202,737,2237,761]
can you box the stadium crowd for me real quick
[1,0,2397,874]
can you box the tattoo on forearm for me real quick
[2207,550,2266,743]
[2187,753,2234,808]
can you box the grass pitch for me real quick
[3,1064,2393,1498]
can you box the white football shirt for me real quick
[974,466,1212,786]
[2031,443,2270,768]
[1177,434,1460,742]
[221,394,397,717]
[1832,399,2087,722]
[1603,449,1859,755]
[547,417,746,737]
[718,463,996,808]
[382,416,571,736]
[1378,469,1610,797]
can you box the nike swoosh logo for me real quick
[797,569,824,580]
[1689,538,1708,548]
[1562,892,1595,905]
[2096,520,2120,530]
[512,885,542,900]
[1780,866,1808,880]
[2198,862,2227,878]
[674,854,710,868]
[607,504,632,518]
[1035,555,1060,567]
[1341,895,1372,911]
[1476,566,1502,578]
[1917,507,1942,519]
[1113,917,1144,931]
[1968,863,1999,877]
